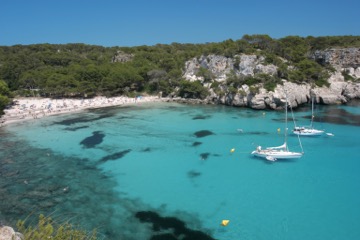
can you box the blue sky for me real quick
[1,0,359,47]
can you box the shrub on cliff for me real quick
[178,80,209,99]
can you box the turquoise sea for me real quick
[1,101,360,240]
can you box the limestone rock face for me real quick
[254,64,278,75]
[249,94,267,109]
[312,48,360,79]
[203,55,233,82]
[280,81,310,107]
[343,82,360,99]
[183,55,234,82]
[238,55,258,76]
[312,48,360,68]
[310,49,360,105]
[183,57,202,81]
[181,48,360,109]
[0,226,23,240]
[183,54,278,82]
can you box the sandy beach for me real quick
[0,95,163,126]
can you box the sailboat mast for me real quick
[310,96,314,128]
[285,96,288,151]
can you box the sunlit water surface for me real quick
[1,101,360,240]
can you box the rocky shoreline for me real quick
[181,48,360,109]
[163,79,360,110]
[1,84,358,128]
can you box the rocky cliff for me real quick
[312,48,360,70]
[182,49,360,109]
[183,54,278,82]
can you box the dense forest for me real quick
[1,35,360,113]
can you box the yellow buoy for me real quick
[277,128,281,133]
[221,220,230,226]
[230,148,235,153]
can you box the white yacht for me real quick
[293,96,324,136]
[252,95,304,161]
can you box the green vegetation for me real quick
[342,69,360,82]
[16,214,98,240]
[0,35,359,114]
[0,79,11,114]
[196,66,214,83]
[342,69,355,81]
[178,80,209,99]
[226,72,281,92]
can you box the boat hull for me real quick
[251,150,303,160]
[293,128,324,136]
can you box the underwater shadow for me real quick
[80,131,105,148]
[135,211,215,240]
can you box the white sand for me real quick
[0,95,164,126]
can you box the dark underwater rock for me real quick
[80,131,105,148]
[99,149,132,163]
[187,170,201,179]
[194,130,214,138]
[135,211,215,240]
[192,115,211,120]
[142,147,152,152]
[64,125,89,131]
[200,153,210,160]
[192,142,202,147]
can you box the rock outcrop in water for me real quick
[181,48,360,109]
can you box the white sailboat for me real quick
[293,96,324,136]
[251,96,304,161]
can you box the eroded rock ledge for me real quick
[181,49,360,109]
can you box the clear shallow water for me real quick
[1,102,360,239]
